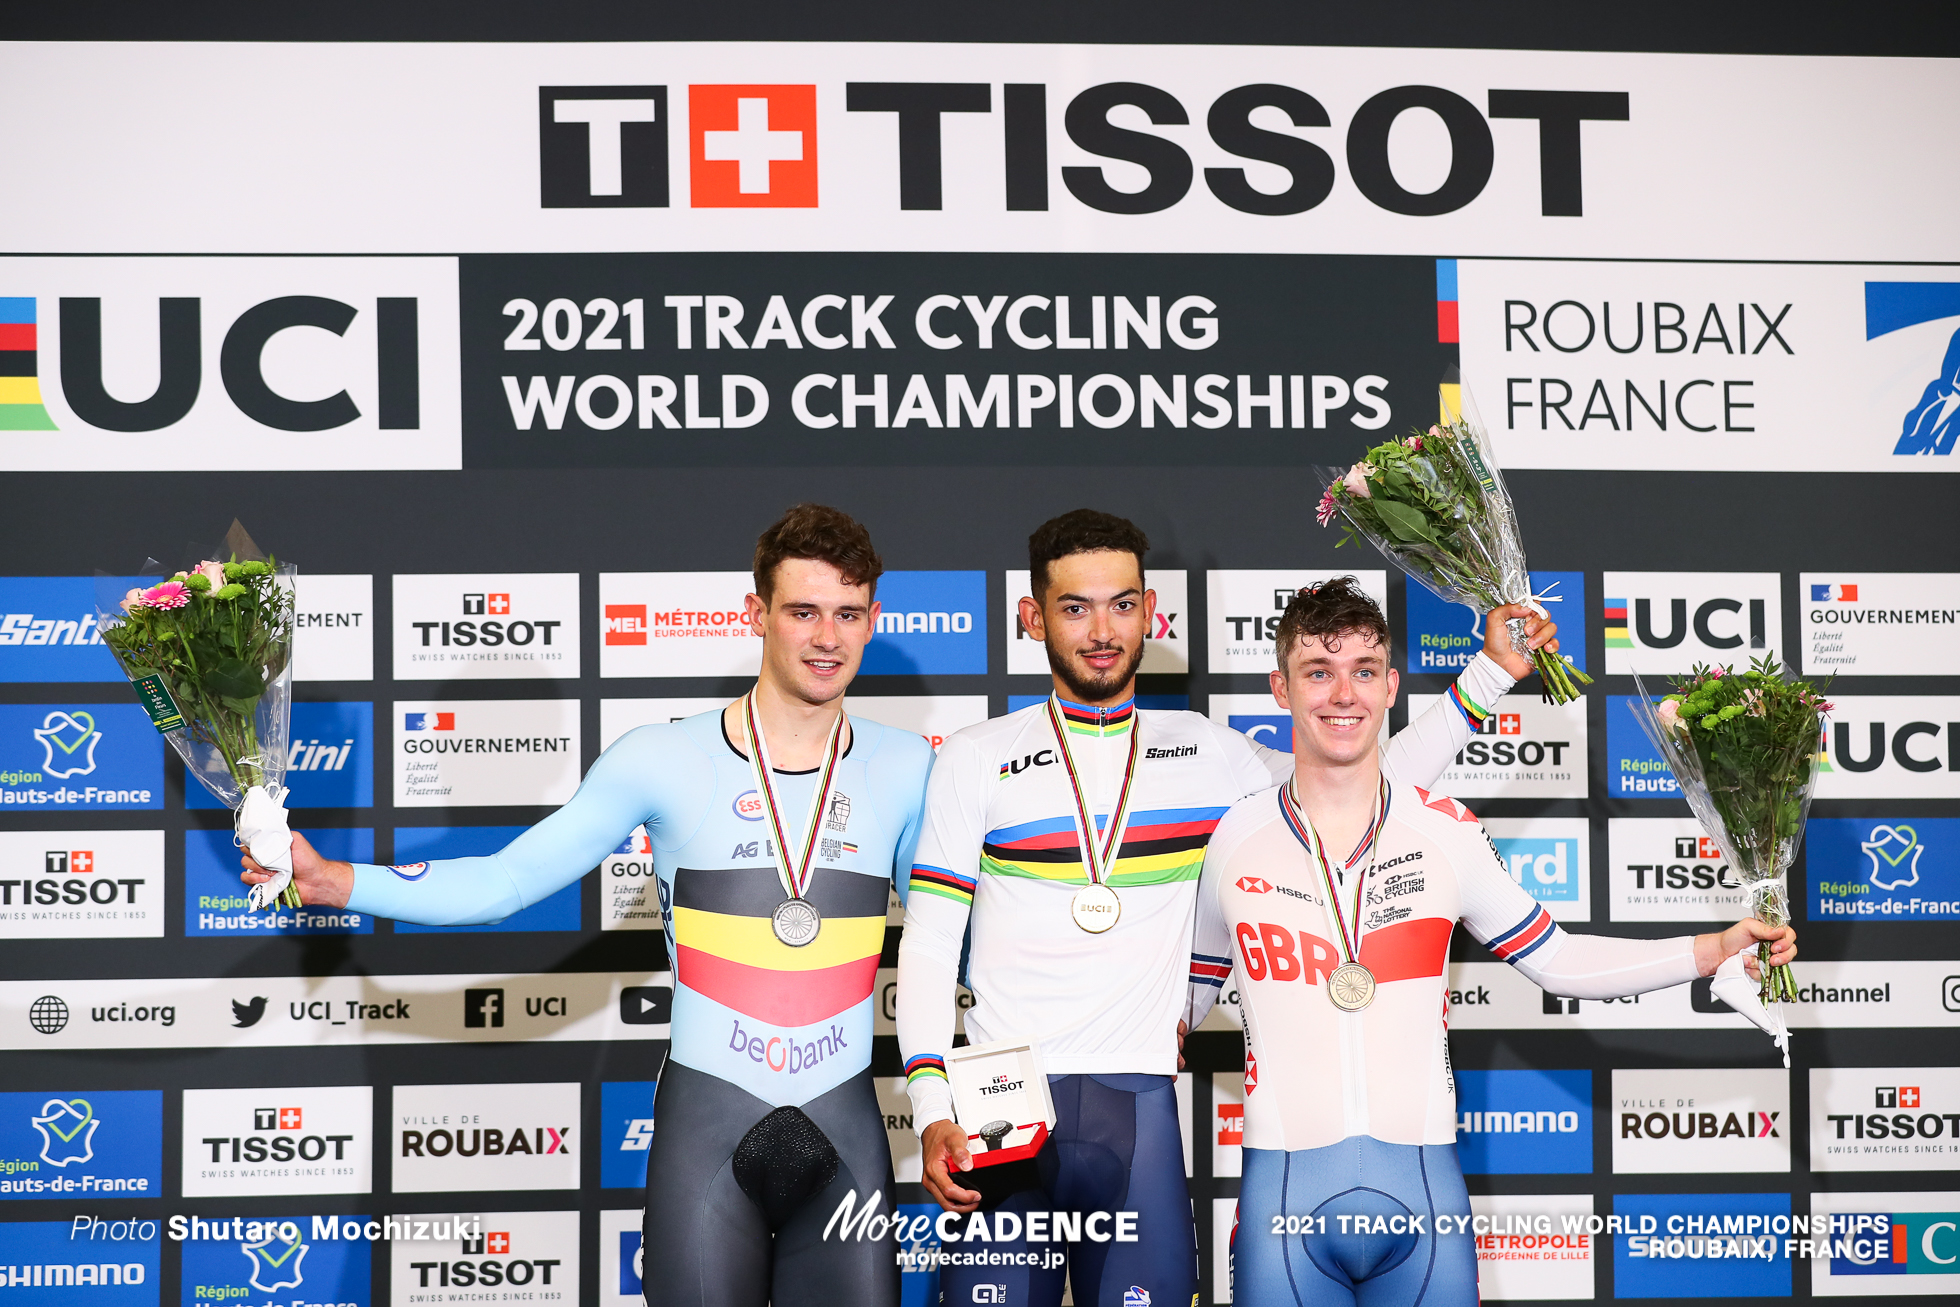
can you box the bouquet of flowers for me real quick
[1629,655,1830,1005]
[96,522,300,910]
[1315,403,1591,703]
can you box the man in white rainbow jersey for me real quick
[898,511,1561,1307]
[1186,579,1797,1307]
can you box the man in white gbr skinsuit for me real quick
[1187,579,1798,1307]
[899,512,1565,1307]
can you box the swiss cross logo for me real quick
[1216,1102,1244,1146]
[605,604,649,646]
[70,850,93,873]
[1497,713,1522,735]
[690,85,817,207]
[1673,835,1725,861]
[487,593,511,615]
[1236,876,1273,894]
[1879,1086,1922,1109]
[1415,787,1479,823]
[487,1232,511,1256]
[278,1107,302,1130]
[1902,1086,1922,1108]
[45,851,93,874]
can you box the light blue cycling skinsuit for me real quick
[345,708,933,1307]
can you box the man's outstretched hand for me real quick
[1695,918,1798,980]
[241,830,354,908]
[1482,603,1560,681]
[920,1118,982,1214]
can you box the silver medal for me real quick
[771,898,822,947]
[1327,961,1377,1012]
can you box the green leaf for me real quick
[1370,497,1439,544]
[201,656,263,700]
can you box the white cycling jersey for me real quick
[896,654,1518,1130]
[1187,780,1701,1151]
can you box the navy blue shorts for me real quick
[938,1073,1195,1307]
[1233,1136,1477,1307]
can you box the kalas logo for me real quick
[1868,280,1960,456]
[31,1096,99,1167]
[31,710,101,779]
[1862,824,1925,890]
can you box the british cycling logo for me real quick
[32,710,101,779]
[32,1097,98,1167]
[242,1227,308,1293]
[1862,824,1924,891]
[1869,281,1960,456]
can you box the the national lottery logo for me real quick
[31,710,102,779]
[31,1096,99,1166]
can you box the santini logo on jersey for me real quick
[1144,745,1197,760]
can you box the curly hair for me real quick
[752,504,884,603]
[1274,576,1390,669]
[1028,509,1150,600]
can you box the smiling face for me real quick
[1020,549,1156,706]
[746,557,880,707]
[1271,627,1399,768]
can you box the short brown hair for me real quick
[1275,576,1390,669]
[1028,509,1149,600]
[752,504,883,603]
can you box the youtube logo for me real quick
[689,85,817,207]
[619,985,672,1025]
[605,604,648,646]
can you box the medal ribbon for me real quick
[1276,776,1391,965]
[1044,696,1142,889]
[740,693,845,904]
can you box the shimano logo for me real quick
[1144,745,1197,760]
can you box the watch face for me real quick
[979,1119,1013,1147]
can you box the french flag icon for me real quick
[404,712,456,731]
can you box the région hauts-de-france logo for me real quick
[1862,824,1925,891]
[31,1096,99,1166]
[242,1228,309,1294]
[32,709,102,778]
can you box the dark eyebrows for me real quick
[1055,588,1141,604]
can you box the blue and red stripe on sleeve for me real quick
[1487,904,1557,964]
[1189,952,1233,988]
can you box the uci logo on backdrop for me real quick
[1601,571,1781,675]
[0,260,460,471]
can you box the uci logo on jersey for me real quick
[997,748,1056,778]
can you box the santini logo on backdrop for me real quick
[539,82,1629,218]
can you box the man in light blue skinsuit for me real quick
[242,505,934,1307]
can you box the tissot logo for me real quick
[1811,1068,1960,1171]
[392,574,579,680]
[691,85,818,208]
[392,1209,576,1301]
[1607,818,1745,922]
[181,1085,371,1197]
[0,829,160,939]
[1409,694,1585,799]
[1206,571,1388,674]
[540,86,668,208]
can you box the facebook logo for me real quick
[539,86,669,207]
[463,988,504,1028]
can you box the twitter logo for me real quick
[232,996,267,1028]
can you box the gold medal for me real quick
[1045,697,1142,933]
[1069,882,1122,933]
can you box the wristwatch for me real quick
[978,1119,1013,1151]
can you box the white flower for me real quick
[1343,463,1375,498]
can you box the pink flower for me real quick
[1343,463,1375,498]
[1708,667,1724,678]
[1403,434,1424,451]
[1656,699,1681,732]
[1316,486,1339,527]
[197,561,228,591]
[1428,425,1442,439]
[140,580,190,610]
[119,587,144,612]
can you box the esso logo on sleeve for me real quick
[733,791,765,821]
